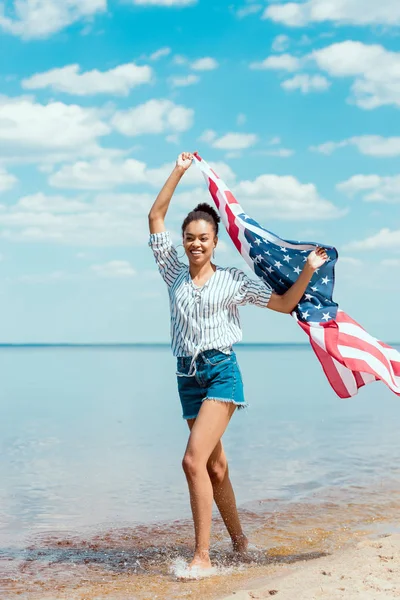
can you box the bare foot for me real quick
[189,554,212,570]
[232,534,249,553]
[176,554,214,580]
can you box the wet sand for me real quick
[1,484,400,600]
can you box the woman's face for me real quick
[183,219,217,267]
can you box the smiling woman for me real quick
[147,152,327,578]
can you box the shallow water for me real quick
[1,346,400,599]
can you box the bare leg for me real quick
[187,420,248,553]
[182,401,236,570]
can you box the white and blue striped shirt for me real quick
[149,231,272,357]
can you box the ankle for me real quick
[194,548,210,560]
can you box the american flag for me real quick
[193,153,400,399]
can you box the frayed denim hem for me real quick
[202,397,249,410]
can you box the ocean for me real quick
[1,345,400,599]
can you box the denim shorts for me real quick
[176,349,247,420]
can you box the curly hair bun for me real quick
[193,203,221,225]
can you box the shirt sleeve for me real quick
[149,231,185,287]
[233,270,272,308]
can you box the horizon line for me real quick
[0,342,398,349]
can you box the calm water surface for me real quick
[1,346,400,599]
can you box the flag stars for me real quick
[311,286,318,292]
[280,246,288,253]
[254,238,262,246]
[321,276,330,285]
[274,260,283,268]
[322,312,331,321]
[316,303,322,310]
[302,310,310,320]
[283,255,292,263]
[293,266,301,275]
[304,293,313,301]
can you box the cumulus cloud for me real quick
[149,47,171,61]
[272,34,290,53]
[111,99,194,137]
[264,0,400,27]
[91,260,136,278]
[0,96,111,163]
[337,174,400,203]
[190,57,219,71]
[48,157,236,190]
[236,4,263,18]
[234,174,345,220]
[131,0,196,5]
[282,74,330,93]
[22,63,153,96]
[312,41,400,110]
[312,135,400,157]
[212,133,258,150]
[0,168,17,192]
[250,53,301,72]
[345,229,400,251]
[0,0,106,39]
[169,74,200,87]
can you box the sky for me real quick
[0,0,399,343]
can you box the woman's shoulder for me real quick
[217,265,247,281]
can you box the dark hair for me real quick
[181,203,220,236]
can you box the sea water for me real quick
[1,346,400,599]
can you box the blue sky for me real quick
[0,0,399,343]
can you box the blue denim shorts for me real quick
[176,349,247,420]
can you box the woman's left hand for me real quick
[307,246,328,271]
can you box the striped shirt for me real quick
[149,231,272,357]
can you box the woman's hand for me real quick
[307,246,328,271]
[176,152,194,171]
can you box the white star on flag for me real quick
[283,255,292,263]
[322,277,330,285]
[304,294,313,301]
[322,312,331,321]
[274,261,282,268]
[302,311,310,319]
[293,266,301,274]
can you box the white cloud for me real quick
[22,62,153,96]
[345,229,400,251]
[282,74,330,93]
[111,99,194,136]
[131,0,196,5]
[198,129,217,143]
[236,4,263,18]
[312,41,400,110]
[250,53,301,72]
[91,260,136,278]
[337,174,400,203]
[149,47,171,61]
[272,34,290,53]
[190,57,219,71]
[381,258,400,267]
[234,174,345,220]
[264,0,400,27]
[260,148,295,158]
[0,0,106,39]
[169,74,200,87]
[312,135,400,157]
[0,191,151,246]
[212,133,258,150]
[0,96,111,163]
[49,157,236,190]
[0,168,17,192]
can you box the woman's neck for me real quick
[189,261,216,285]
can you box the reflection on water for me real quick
[1,346,400,598]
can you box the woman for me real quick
[148,152,328,575]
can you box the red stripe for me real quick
[337,331,398,389]
[210,168,220,180]
[338,355,400,397]
[225,203,241,252]
[209,178,220,209]
[299,322,353,398]
[353,371,365,389]
[225,190,239,205]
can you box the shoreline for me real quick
[220,533,400,600]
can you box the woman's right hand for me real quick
[176,152,194,171]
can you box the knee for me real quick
[207,458,228,486]
[182,453,202,480]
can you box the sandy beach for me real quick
[221,533,400,600]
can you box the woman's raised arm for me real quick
[148,152,194,234]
